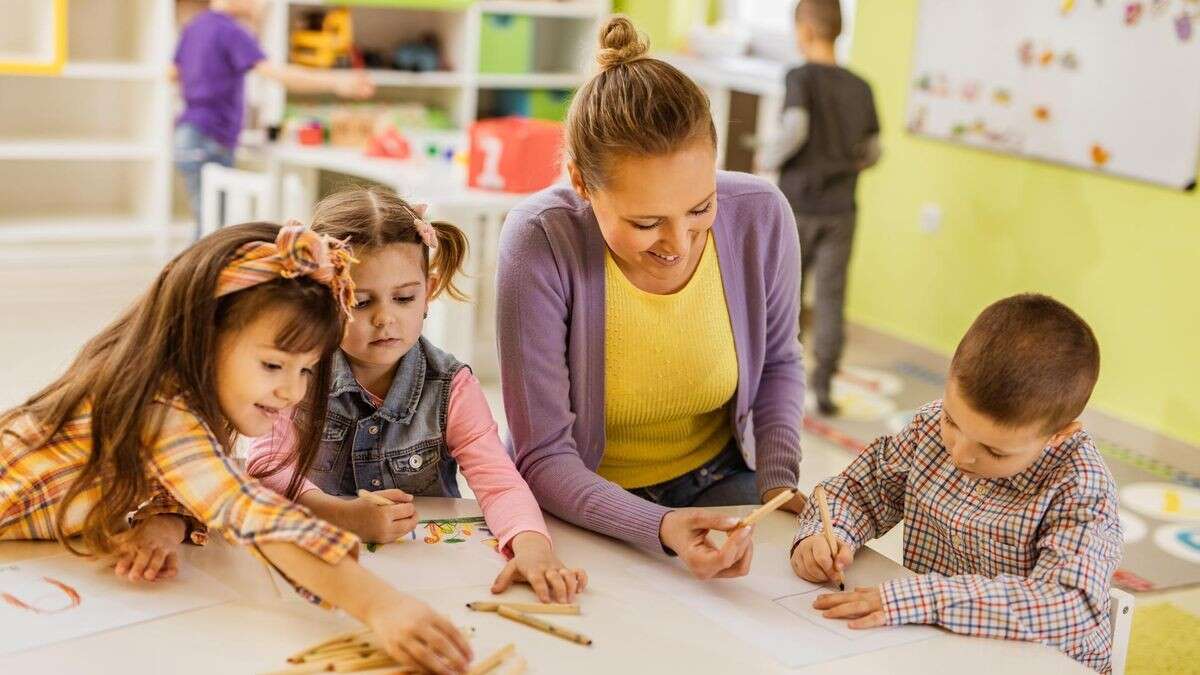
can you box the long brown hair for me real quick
[565,15,717,190]
[310,186,470,301]
[0,223,346,556]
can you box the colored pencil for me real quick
[738,489,796,527]
[813,485,846,591]
[467,601,580,615]
[495,605,592,646]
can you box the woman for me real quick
[496,16,805,580]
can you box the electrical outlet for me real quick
[919,203,942,234]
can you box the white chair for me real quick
[200,163,273,236]
[1110,587,1135,675]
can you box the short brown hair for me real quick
[310,187,469,301]
[565,15,717,190]
[795,0,843,41]
[950,293,1100,433]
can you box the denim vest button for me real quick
[409,454,424,469]
[369,426,379,434]
[372,479,381,486]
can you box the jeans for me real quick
[629,442,760,508]
[173,122,234,239]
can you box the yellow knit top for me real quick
[598,233,739,489]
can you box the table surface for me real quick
[0,499,1089,674]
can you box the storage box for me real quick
[468,116,563,193]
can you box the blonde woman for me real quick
[497,17,806,581]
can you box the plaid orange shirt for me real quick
[794,402,1121,674]
[0,395,359,581]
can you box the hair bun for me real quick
[596,15,649,71]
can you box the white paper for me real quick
[0,554,237,656]
[359,517,507,592]
[622,544,938,668]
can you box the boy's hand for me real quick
[366,594,473,675]
[660,510,754,580]
[790,533,855,583]
[343,489,418,544]
[335,71,375,99]
[491,532,588,603]
[762,487,808,514]
[812,586,885,628]
[112,514,185,582]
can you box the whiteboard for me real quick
[906,0,1200,190]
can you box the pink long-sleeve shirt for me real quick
[246,368,549,554]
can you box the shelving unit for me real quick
[262,0,610,137]
[0,0,175,254]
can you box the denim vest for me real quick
[307,337,465,498]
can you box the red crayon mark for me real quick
[2,577,82,614]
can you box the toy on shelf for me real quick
[291,8,356,69]
[297,121,325,146]
[393,33,442,72]
[468,116,564,193]
[366,127,411,159]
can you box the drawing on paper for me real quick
[1,577,82,614]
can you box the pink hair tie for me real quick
[410,202,438,251]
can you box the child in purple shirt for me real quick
[173,0,374,234]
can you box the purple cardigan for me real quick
[496,171,805,553]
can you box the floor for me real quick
[1,249,1196,673]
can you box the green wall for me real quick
[847,0,1200,445]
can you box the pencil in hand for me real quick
[812,485,846,591]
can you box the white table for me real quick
[0,499,1090,674]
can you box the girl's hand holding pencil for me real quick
[349,489,419,544]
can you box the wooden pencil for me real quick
[331,651,401,672]
[738,488,796,528]
[287,629,372,663]
[499,656,527,675]
[467,601,580,615]
[813,485,846,591]
[356,488,394,506]
[495,605,592,646]
[466,643,516,675]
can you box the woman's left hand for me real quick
[762,486,808,514]
[490,532,588,603]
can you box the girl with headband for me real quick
[0,222,474,674]
[246,188,588,605]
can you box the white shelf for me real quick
[477,1,607,18]
[369,69,466,88]
[477,72,585,89]
[0,140,158,161]
[0,216,159,244]
[59,61,161,81]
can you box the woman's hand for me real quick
[112,514,185,582]
[491,532,588,603]
[365,593,473,675]
[762,486,807,514]
[659,510,754,580]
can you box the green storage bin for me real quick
[479,14,533,74]
[529,89,573,121]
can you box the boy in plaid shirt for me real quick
[791,294,1121,673]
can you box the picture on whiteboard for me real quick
[907,0,1200,189]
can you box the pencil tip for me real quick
[839,583,845,591]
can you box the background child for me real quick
[756,0,880,416]
[790,294,1121,673]
[173,0,375,232]
[247,187,588,604]
[0,223,472,674]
